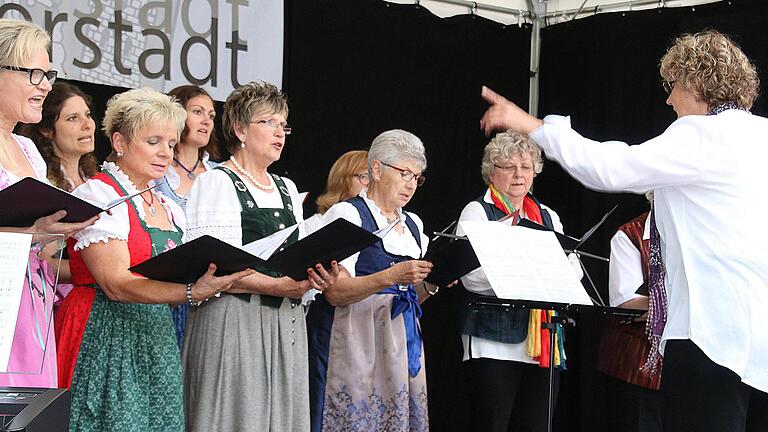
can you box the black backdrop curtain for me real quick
[283,3,530,430]
[33,0,768,430]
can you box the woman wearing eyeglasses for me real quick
[455,131,580,432]
[307,130,439,432]
[183,81,339,432]
[480,30,768,432]
[0,18,97,388]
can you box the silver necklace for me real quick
[140,190,158,216]
[229,156,274,191]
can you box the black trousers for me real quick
[661,339,768,432]
[463,358,560,432]
[604,376,663,432]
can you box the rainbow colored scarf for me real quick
[489,184,567,369]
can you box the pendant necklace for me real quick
[173,157,200,179]
[230,156,275,191]
[141,190,158,216]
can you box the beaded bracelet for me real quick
[186,283,202,307]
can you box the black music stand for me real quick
[468,297,645,432]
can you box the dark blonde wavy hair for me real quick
[660,30,759,109]
[18,82,99,191]
[316,150,368,214]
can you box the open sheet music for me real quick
[0,232,32,372]
[459,221,592,305]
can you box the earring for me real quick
[240,141,246,149]
[116,151,124,158]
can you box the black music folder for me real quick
[129,218,380,283]
[0,177,151,227]
[424,234,479,286]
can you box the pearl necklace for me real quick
[229,156,274,191]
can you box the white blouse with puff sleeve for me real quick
[71,162,185,251]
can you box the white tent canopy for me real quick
[386,0,724,114]
[386,0,722,25]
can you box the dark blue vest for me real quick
[348,197,424,378]
[461,193,553,346]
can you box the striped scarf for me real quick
[489,184,567,369]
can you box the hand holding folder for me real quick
[129,218,380,283]
[0,177,154,227]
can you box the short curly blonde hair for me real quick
[481,131,543,186]
[660,30,759,109]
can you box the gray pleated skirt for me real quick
[182,294,309,432]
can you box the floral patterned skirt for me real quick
[311,293,429,432]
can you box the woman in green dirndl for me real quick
[183,81,340,432]
[55,88,253,432]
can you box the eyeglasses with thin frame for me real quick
[352,172,370,186]
[662,80,677,95]
[494,164,534,174]
[0,65,58,86]
[250,118,291,135]
[381,162,426,186]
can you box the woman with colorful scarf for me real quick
[456,131,581,432]
[480,30,768,432]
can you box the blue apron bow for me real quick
[381,284,423,377]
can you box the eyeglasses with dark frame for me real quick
[0,65,58,86]
[662,80,677,95]
[250,118,292,135]
[352,172,370,186]
[381,162,426,186]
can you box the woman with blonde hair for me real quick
[0,18,96,387]
[55,87,252,431]
[304,149,369,233]
[481,30,767,432]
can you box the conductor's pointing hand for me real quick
[479,86,544,136]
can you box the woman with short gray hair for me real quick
[307,129,437,431]
[456,131,577,432]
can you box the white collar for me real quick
[359,189,406,224]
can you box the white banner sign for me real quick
[0,0,284,101]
